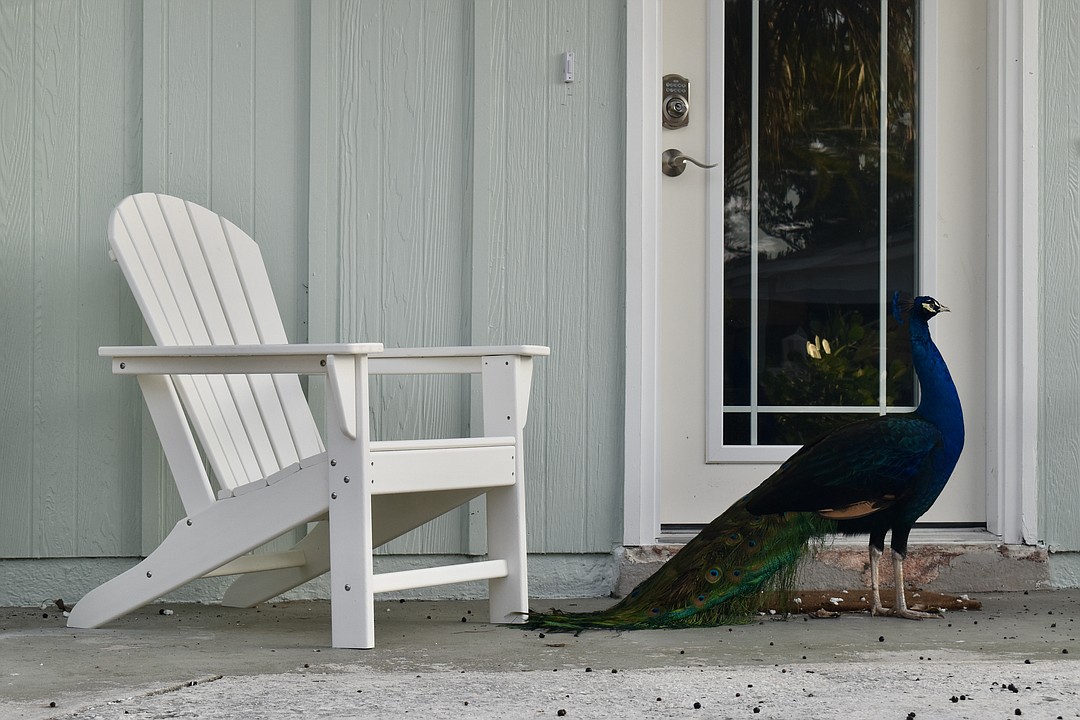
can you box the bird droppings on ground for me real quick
[48,661,1080,720]
[5,594,1080,720]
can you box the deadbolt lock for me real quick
[662,74,690,129]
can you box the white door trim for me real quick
[623,0,1039,546]
[985,0,1040,545]
[623,0,664,546]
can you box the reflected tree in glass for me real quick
[721,0,919,446]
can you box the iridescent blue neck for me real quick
[910,317,965,462]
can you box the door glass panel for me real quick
[709,0,918,455]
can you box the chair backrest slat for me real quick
[108,194,324,493]
[167,199,288,478]
[220,221,327,458]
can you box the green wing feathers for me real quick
[526,497,835,630]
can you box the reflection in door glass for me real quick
[720,0,918,446]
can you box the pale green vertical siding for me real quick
[141,0,311,342]
[308,0,477,555]
[1039,0,1080,551]
[309,0,626,555]
[0,0,143,558]
[480,0,626,552]
[1,0,626,563]
[138,0,312,549]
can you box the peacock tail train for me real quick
[526,492,836,630]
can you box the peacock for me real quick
[528,295,964,630]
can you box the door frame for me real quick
[623,0,1040,546]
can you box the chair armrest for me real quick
[99,342,547,441]
[377,345,549,357]
[100,343,385,442]
[370,345,550,375]
[99,343,385,376]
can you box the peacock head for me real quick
[892,292,950,325]
[911,296,950,321]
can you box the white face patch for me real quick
[921,300,942,314]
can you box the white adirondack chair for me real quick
[66,193,547,649]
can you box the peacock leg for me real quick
[869,545,887,616]
[870,546,940,619]
[888,551,942,620]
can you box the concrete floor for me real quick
[3,591,1080,719]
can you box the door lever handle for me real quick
[661,148,719,177]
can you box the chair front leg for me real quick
[324,354,376,649]
[481,356,532,624]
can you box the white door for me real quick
[656,0,988,533]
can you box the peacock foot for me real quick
[872,605,943,620]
